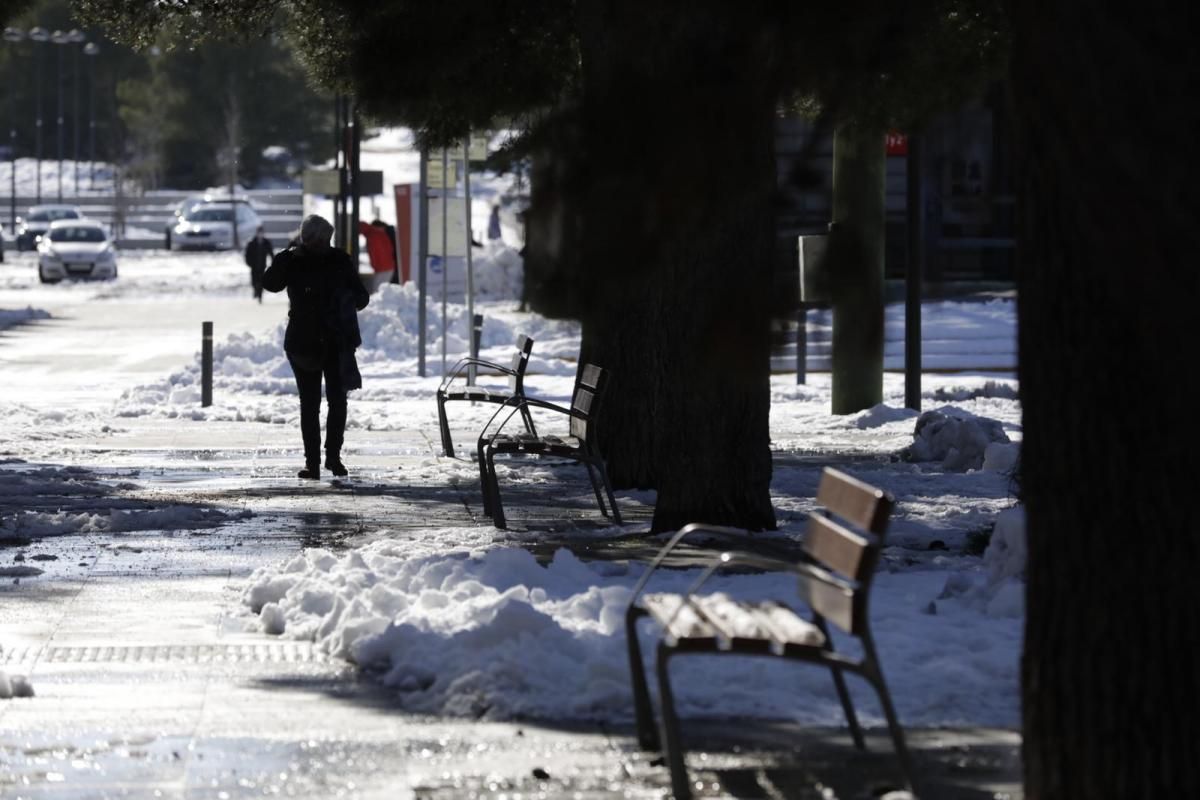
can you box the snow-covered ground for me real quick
[3,119,1024,736]
[0,157,120,198]
[1,240,1024,739]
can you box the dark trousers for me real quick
[288,350,347,466]
[251,267,265,301]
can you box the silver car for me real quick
[170,201,261,251]
[37,219,118,283]
[16,204,84,250]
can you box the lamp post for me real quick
[29,27,47,205]
[66,30,84,196]
[51,29,71,201]
[84,42,98,190]
[3,27,24,231]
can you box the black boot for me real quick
[298,463,320,480]
[324,454,348,477]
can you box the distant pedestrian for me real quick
[243,226,274,303]
[487,203,502,242]
[263,215,369,480]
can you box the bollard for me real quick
[468,313,483,387]
[795,306,807,385]
[201,321,213,408]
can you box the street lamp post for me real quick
[3,27,24,231]
[51,29,70,201]
[84,42,98,190]
[67,30,84,196]
[29,27,48,205]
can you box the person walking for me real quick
[262,215,369,480]
[243,225,274,303]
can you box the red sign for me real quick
[393,184,414,283]
[886,132,908,156]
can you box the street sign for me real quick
[302,168,339,195]
[425,158,457,189]
[886,132,909,156]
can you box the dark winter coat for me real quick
[262,244,369,388]
[244,236,274,275]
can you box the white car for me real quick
[170,200,261,251]
[37,219,118,283]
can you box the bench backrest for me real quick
[508,335,535,393]
[800,468,893,635]
[569,363,605,442]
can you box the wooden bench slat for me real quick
[804,514,874,581]
[816,468,891,533]
[797,574,858,634]
[642,594,825,650]
[642,595,717,642]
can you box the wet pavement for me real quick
[1,419,1022,799]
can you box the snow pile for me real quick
[931,380,1019,402]
[902,407,1011,471]
[472,243,525,299]
[243,539,1022,726]
[983,442,1020,474]
[114,284,580,420]
[0,306,50,331]
[852,403,920,430]
[937,506,1026,619]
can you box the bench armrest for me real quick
[476,394,574,447]
[438,356,518,392]
[717,550,858,594]
[628,523,755,606]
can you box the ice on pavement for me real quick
[0,305,50,331]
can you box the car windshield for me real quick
[49,226,106,243]
[29,209,80,222]
[187,208,234,222]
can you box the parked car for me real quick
[164,195,206,249]
[169,200,261,251]
[15,204,84,250]
[37,219,118,283]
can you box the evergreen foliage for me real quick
[1,0,332,188]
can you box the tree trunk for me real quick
[1010,3,1200,797]
[830,123,886,414]
[569,1,779,531]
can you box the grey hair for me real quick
[299,214,334,246]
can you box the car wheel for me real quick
[38,265,60,284]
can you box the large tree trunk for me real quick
[830,123,886,414]
[1010,3,1200,797]
[568,2,778,531]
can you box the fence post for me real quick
[201,321,213,407]
[468,313,483,386]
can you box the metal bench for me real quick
[625,468,913,797]
[476,363,622,530]
[436,335,536,458]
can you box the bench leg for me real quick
[436,393,455,458]
[477,439,493,516]
[861,632,916,792]
[830,664,865,751]
[599,465,622,526]
[625,606,660,751]
[486,449,507,529]
[584,462,610,518]
[655,645,692,800]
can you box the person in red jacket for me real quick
[263,215,369,480]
